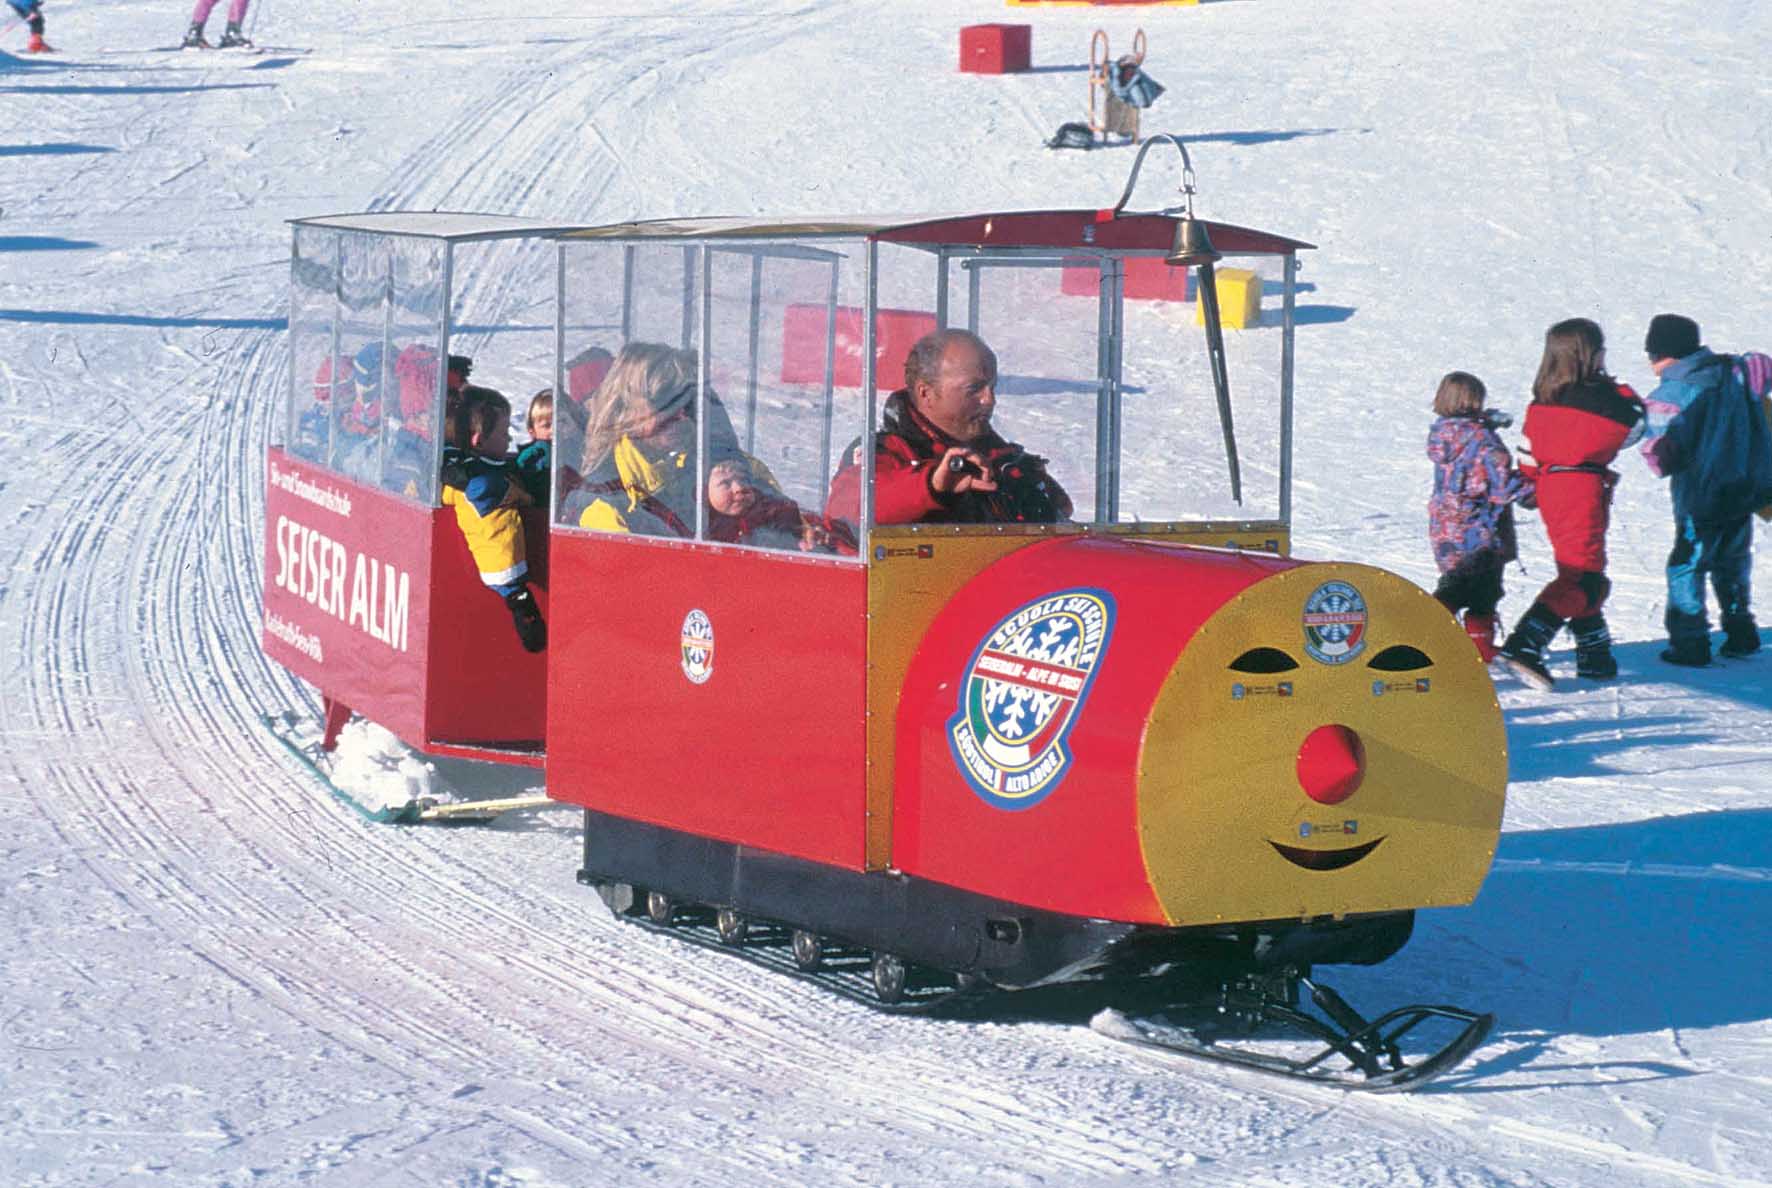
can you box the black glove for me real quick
[504,586,547,653]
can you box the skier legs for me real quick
[15,1,51,52]
[218,0,253,47]
[184,0,221,47]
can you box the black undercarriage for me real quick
[577,808,1492,1090]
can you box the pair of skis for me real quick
[263,711,556,825]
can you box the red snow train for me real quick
[264,147,1508,1088]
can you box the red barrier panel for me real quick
[959,24,1031,74]
[782,304,938,390]
[1061,256,1191,302]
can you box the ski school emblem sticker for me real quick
[680,609,714,684]
[948,589,1115,810]
[1302,580,1368,665]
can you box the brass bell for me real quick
[1166,213,1220,268]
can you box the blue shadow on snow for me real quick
[0,307,283,329]
[0,142,114,156]
[0,82,275,95]
[0,238,100,253]
[1347,808,1772,1092]
[1504,634,1772,782]
[1470,809,1772,1037]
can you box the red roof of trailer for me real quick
[559,212,1313,254]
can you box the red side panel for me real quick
[546,532,869,870]
[262,448,433,746]
[424,508,549,746]
[893,538,1297,923]
[263,447,549,755]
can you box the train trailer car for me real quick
[265,142,1508,1088]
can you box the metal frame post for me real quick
[552,240,567,525]
[745,254,763,457]
[696,245,711,539]
[861,239,878,546]
[819,256,839,498]
[1280,252,1297,532]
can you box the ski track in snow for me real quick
[5,0,1772,1185]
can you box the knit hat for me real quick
[1644,313,1700,361]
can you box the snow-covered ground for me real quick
[5,0,1772,1183]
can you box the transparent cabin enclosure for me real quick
[284,222,559,507]
[929,244,1294,528]
[553,237,871,554]
[554,234,1296,554]
[285,219,1299,545]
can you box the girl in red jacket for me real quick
[1498,318,1644,690]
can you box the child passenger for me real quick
[706,456,827,551]
[1426,371,1534,662]
[514,388,553,503]
[441,387,546,652]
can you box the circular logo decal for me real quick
[1302,580,1368,665]
[947,589,1115,810]
[680,609,714,684]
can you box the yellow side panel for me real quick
[863,521,1289,870]
[1137,563,1507,924]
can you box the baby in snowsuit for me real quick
[1427,371,1534,662]
[706,455,826,551]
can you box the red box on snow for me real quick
[782,304,938,390]
[959,24,1031,75]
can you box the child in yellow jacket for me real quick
[441,387,545,652]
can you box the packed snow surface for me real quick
[4,0,1772,1184]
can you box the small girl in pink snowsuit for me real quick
[183,0,252,49]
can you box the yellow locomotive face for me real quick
[1136,563,1508,926]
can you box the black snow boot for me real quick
[1570,614,1618,680]
[1720,614,1762,658]
[1497,602,1564,691]
[1659,638,1711,668]
[218,21,252,48]
[181,21,210,48]
[504,586,547,653]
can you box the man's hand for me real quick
[930,447,999,497]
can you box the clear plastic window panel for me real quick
[331,233,391,486]
[288,226,340,465]
[1116,254,1284,525]
[555,241,626,528]
[945,252,1100,522]
[379,237,444,503]
[446,238,558,509]
[701,239,867,554]
[556,238,866,560]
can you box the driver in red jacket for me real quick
[1497,318,1644,689]
[823,329,1070,547]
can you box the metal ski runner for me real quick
[1093,971,1494,1092]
